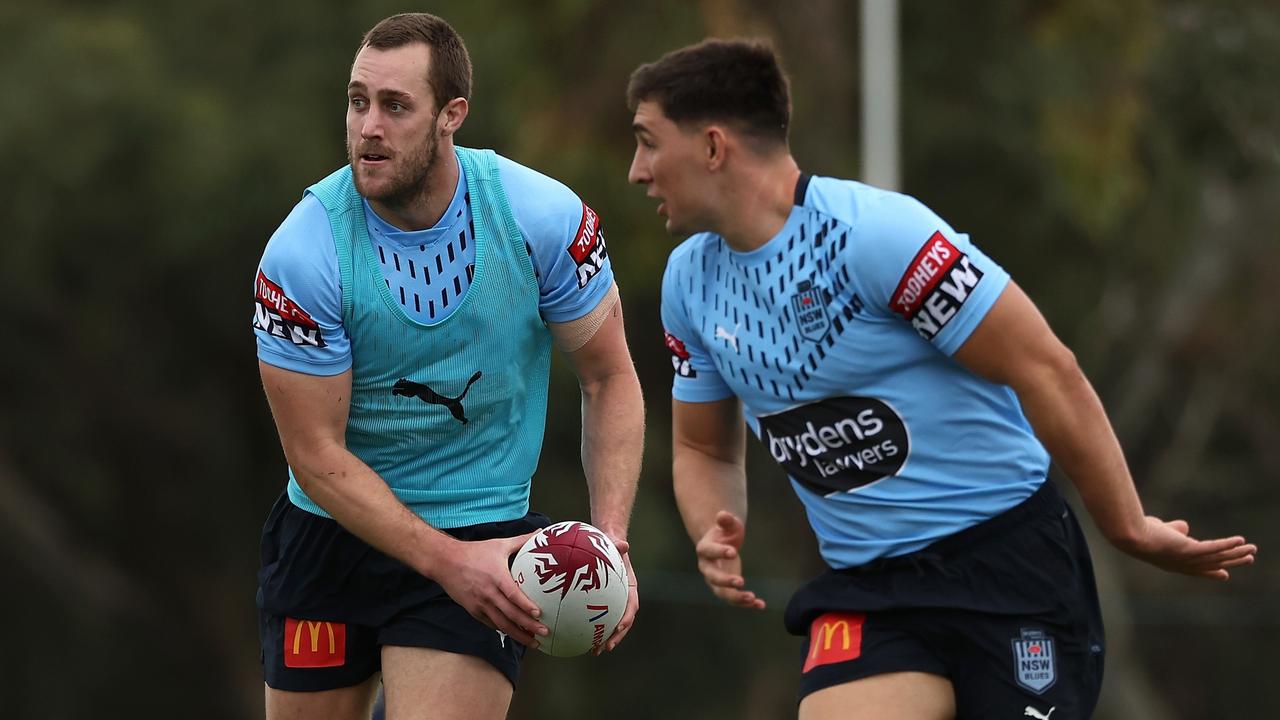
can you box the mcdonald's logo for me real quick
[802,612,864,673]
[283,617,347,668]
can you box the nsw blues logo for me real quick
[1012,628,1057,694]
[790,279,830,343]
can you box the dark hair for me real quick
[627,39,790,146]
[360,13,472,108]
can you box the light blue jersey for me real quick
[661,175,1050,568]
[254,153,614,375]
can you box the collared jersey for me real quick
[661,175,1050,568]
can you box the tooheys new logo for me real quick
[889,232,984,340]
[757,397,909,495]
[664,330,696,378]
[254,271,326,347]
[567,203,607,289]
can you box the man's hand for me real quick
[434,532,550,647]
[695,511,766,609]
[1114,516,1257,580]
[596,539,639,655]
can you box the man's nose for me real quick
[361,108,384,139]
[627,151,648,185]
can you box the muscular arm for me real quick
[258,362,548,643]
[555,290,644,542]
[554,290,645,651]
[953,283,1256,579]
[672,396,765,608]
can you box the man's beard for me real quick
[349,123,441,210]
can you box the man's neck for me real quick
[714,155,802,253]
[368,144,460,232]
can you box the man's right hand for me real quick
[434,532,550,646]
[695,511,766,610]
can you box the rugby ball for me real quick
[510,521,629,657]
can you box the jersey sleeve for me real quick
[496,156,615,323]
[253,193,352,375]
[661,248,734,402]
[851,191,1010,355]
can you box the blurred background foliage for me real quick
[1,0,1276,718]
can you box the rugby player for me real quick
[252,13,643,719]
[628,39,1255,719]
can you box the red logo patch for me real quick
[663,330,691,360]
[663,330,696,378]
[283,618,347,668]
[253,271,327,347]
[887,232,985,341]
[568,204,601,263]
[889,232,961,318]
[802,612,864,673]
[256,271,319,328]
[567,204,608,288]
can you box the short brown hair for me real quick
[627,39,791,146]
[360,13,472,108]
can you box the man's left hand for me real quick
[1115,516,1257,580]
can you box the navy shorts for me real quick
[785,481,1105,719]
[256,492,550,691]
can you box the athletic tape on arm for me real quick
[548,282,620,353]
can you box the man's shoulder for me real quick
[805,175,932,232]
[267,193,335,255]
[493,153,584,234]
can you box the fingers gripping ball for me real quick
[510,521,628,657]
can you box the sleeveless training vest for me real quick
[288,147,552,528]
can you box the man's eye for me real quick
[388,102,405,113]
[350,97,367,110]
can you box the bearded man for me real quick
[250,13,643,720]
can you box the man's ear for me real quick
[437,97,469,137]
[706,125,729,171]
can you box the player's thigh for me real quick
[799,671,955,720]
[265,675,380,720]
[381,645,513,720]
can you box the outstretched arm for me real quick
[556,290,645,651]
[258,362,549,644]
[952,283,1257,580]
[673,396,765,609]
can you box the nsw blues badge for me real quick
[1012,628,1057,694]
[790,279,830,343]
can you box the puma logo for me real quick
[392,371,482,424]
[714,322,742,351]
[1024,706,1055,720]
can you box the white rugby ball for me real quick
[510,521,629,657]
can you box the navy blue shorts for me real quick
[256,492,549,692]
[785,481,1105,719]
